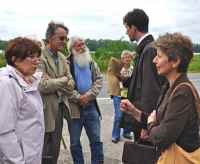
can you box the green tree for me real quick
[92,39,136,71]
[0,54,6,67]
[0,40,8,50]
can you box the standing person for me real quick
[120,50,135,139]
[107,51,135,143]
[120,50,135,99]
[122,8,165,141]
[0,37,44,164]
[107,57,123,143]
[38,22,74,164]
[121,32,200,163]
[67,36,104,164]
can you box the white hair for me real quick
[72,47,92,68]
[67,36,85,52]
[121,50,135,58]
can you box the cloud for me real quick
[0,0,200,43]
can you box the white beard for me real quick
[72,47,92,68]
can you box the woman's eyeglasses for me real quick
[26,54,41,61]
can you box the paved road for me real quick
[58,73,200,164]
[98,73,200,98]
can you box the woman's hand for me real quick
[120,99,135,114]
[147,110,156,124]
[120,99,142,121]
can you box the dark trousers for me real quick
[120,113,142,141]
[42,103,65,164]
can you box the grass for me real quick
[188,54,200,73]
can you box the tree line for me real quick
[0,39,200,71]
[0,39,136,71]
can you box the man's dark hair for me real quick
[45,21,69,40]
[123,8,149,33]
[5,37,41,66]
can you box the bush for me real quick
[0,53,6,67]
[188,55,200,73]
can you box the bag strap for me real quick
[170,82,200,120]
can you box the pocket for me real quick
[0,133,24,163]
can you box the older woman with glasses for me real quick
[0,37,44,164]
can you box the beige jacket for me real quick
[38,48,74,132]
[107,57,123,96]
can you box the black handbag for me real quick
[122,141,159,164]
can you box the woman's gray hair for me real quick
[121,50,135,58]
[67,36,84,52]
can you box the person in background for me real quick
[120,50,135,139]
[0,37,44,164]
[107,56,123,143]
[67,36,104,164]
[38,21,74,164]
[107,50,135,143]
[122,8,165,141]
[120,50,135,99]
[121,33,200,163]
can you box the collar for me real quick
[5,65,42,92]
[167,73,189,95]
[137,33,150,46]
[47,48,58,58]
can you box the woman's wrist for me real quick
[131,107,142,122]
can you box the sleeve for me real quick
[38,57,74,94]
[85,61,103,101]
[149,87,193,151]
[59,62,75,95]
[140,47,161,113]
[122,76,131,88]
[140,112,149,128]
[0,80,25,164]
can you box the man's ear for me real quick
[11,56,16,64]
[131,25,137,32]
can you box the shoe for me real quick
[123,133,133,140]
[112,139,120,143]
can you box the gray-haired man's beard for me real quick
[72,48,92,68]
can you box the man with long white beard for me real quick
[67,36,104,164]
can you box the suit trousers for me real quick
[42,103,65,164]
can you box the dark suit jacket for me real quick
[120,35,165,139]
[127,34,164,113]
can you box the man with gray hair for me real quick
[38,21,74,164]
[67,36,104,164]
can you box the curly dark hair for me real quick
[45,21,69,40]
[5,37,41,66]
[154,32,193,73]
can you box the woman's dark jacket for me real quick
[142,74,200,152]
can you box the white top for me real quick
[0,65,44,164]
[137,33,151,46]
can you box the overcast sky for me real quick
[0,0,200,43]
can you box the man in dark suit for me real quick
[121,9,165,141]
